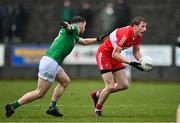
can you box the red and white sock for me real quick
[95,103,102,111]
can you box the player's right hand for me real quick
[97,33,110,42]
[129,61,144,71]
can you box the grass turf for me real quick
[0,79,180,122]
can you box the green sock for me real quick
[11,101,20,109]
[49,101,57,108]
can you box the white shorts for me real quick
[38,56,61,83]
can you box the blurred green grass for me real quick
[0,79,180,122]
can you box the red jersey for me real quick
[98,26,142,56]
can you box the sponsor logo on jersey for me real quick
[119,36,127,46]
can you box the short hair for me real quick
[70,16,86,24]
[131,16,146,26]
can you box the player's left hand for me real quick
[60,21,71,31]
[129,61,145,71]
[60,21,68,28]
[97,33,110,42]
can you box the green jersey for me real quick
[45,24,79,64]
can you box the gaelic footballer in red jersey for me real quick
[97,26,143,71]
[91,16,147,117]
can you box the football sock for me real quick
[11,101,20,109]
[91,91,96,97]
[49,101,57,108]
[95,103,102,111]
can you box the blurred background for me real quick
[0,0,180,81]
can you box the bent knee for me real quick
[122,83,129,90]
[62,77,70,87]
[117,81,129,91]
[121,81,129,90]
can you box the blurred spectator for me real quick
[0,5,6,42]
[11,1,27,43]
[99,2,116,34]
[2,5,13,43]
[2,1,27,43]
[78,1,94,37]
[113,0,131,28]
[61,0,74,23]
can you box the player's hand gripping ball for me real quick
[140,56,154,72]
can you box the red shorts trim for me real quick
[96,49,125,71]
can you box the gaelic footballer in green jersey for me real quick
[45,16,108,65]
[45,22,80,64]
[5,16,108,118]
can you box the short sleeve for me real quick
[116,35,128,48]
[114,28,129,48]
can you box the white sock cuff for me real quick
[95,108,102,112]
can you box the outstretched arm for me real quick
[77,38,98,45]
[77,34,108,45]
